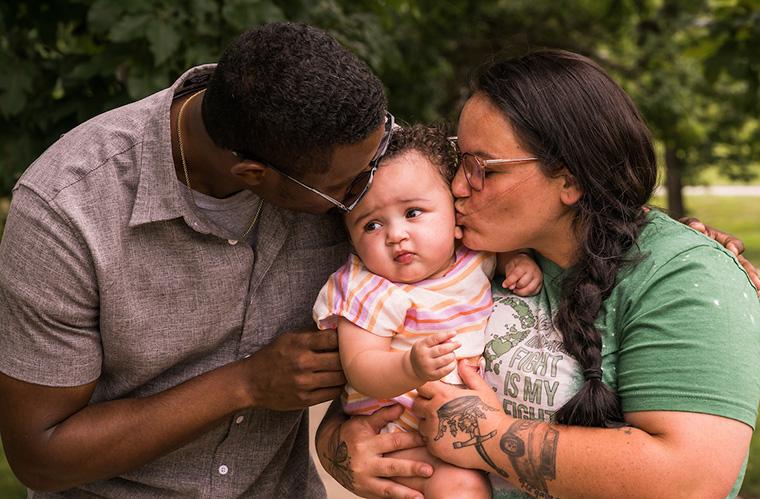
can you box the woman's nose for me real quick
[451,165,471,198]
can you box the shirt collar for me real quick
[128,64,217,230]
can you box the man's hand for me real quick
[243,328,346,410]
[320,404,432,499]
[681,217,760,295]
[407,331,459,382]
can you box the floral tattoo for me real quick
[322,429,354,492]
[434,395,509,477]
[499,419,559,498]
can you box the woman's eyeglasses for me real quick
[448,136,538,191]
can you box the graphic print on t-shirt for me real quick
[483,291,581,424]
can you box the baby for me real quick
[313,124,542,498]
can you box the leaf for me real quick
[88,0,126,33]
[221,0,285,31]
[146,19,180,65]
[0,70,33,117]
[108,13,151,43]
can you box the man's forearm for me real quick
[8,360,252,491]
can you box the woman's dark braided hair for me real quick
[474,50,658,427]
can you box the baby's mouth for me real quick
[394,251,414,263]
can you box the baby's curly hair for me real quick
[381,123,458,185]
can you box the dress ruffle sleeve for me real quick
[313,255,412,337]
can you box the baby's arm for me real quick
[338,317,460,399]
[498,250,543,296]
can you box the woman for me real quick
[316,49,760,499]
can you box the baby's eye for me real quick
[405,208,423,219]
[364,221,382,232]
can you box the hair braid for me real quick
[553,206,647,427]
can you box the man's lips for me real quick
[394,251,414,263]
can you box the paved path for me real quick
[655,185,760,196]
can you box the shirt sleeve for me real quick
[616,245,760,428]
[312,256,411,337]
[0,185,101,386]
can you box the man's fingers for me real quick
[311,350,343,372]
[727,242,742,256]
[682,218,747,255]
[305,386,345,406]
[308,329,339,351]
[737,255,760,294]
[306,370,346,389]
[681,217,706,234]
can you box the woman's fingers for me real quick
[458,359,489,390]
[364,479,425,499]
[364,404,406,433]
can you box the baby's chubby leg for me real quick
[387,444,491,499]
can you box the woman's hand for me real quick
[413,360,506,472]
[317,403,433,499]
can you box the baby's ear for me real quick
[454,225,463,240]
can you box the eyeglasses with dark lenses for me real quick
[233,112,395,213]
[447,136,537,191]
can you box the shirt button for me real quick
[218,464,229,475]
[235,416,244,424]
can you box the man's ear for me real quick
[230,160,267,186]
[559,173,582,207]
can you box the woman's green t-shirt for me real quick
[486,210,760,498]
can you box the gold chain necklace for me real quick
[177,89,264,246]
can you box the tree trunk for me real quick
[665,145,685,219]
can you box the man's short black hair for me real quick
[202,22,387,176]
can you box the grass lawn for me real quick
[0,443,24,499]
[651,194,760,264]
[0,194,758,496]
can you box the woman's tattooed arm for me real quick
[499,419,559,498]
[433,396,560,498]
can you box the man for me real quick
[0,22,392,498]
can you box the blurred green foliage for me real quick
[1,0,760,216]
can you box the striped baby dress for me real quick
[313,246,495,432]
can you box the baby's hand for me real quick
[407,332,460,382]
[502,252,543,296]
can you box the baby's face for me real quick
[344,150,458,284]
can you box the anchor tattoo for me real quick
[434,396,509,477]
